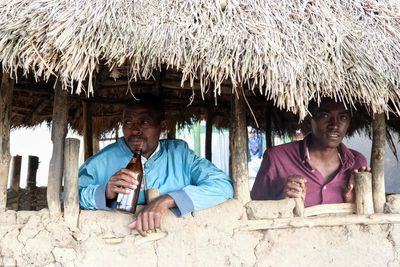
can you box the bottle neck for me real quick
[133,150,141,157]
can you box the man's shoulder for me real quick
[266,140,302,156]
[339,143,368,166]
[348,148,367,162]
[160,139,189,150]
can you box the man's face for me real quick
[122,105,166,158]
[310,100,350,149]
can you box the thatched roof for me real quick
[1,0,400,133]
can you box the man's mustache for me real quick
[127,136,147,143]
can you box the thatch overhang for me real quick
[0,0,399,135]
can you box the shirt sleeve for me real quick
[168,146,234,216]
[250,149,285,200]
[78,161,111,210]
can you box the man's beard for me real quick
[126,136,146,151]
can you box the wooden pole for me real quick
[371,113,386,213]
[83,101,93,160]
[27,155,39,210]
[239,213,400,231]
[293,198,305,217]
[193,122,201,156]
[93,134,100,155]
[355,172,374,215]
[265,103,273,149]
[63,138,80,229]
[205,111,212,161]
[10,155,22,210]
[0,72,14,211]
[229,89,250,204]
[27,156,39,189]
[48,83,68,218]
[167,120,176,139]
[10,155,22,192]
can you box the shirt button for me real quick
[323,186,327,190]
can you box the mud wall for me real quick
[1,200,399,267]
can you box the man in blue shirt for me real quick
[78,94,233,236]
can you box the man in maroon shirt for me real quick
[251,98,370,207]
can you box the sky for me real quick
[8,123,83,188]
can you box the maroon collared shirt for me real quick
[251,137,367,207]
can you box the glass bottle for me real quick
[116,150,143,213]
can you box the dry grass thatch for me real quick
[0,0,400,119]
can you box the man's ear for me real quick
[160,120,167,131]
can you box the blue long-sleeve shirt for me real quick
[78,138,233,216]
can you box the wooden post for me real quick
[293,198,305,217]
[27,155,39,210]
[355,172,374,215]
[10,155,22,192]
[229,90,250,204]
[205,111,212,161]
[167,120,176,139]
[10,155,22,210]
[193,121,201,156]
[83,101,93,160]
[27,156,39,189]
[63,138,80,229]
[93,134,100,155]
[48,83,69,218]
[371,113,386,213]
[265,103,273,149]
[0,72,14,211]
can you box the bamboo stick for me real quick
[63,138,80,229]
[0,72,14,211]
[371,113,386,213]
[230,89,250,204]
[47,83,69,219]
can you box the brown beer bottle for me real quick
[116,150,143,213]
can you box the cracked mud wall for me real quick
[1,200,400,267]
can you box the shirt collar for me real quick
[302,134,345,166]
[142,142,160,165]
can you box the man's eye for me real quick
[318,113,329,119]
[340,115,349,121]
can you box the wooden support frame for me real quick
[0,72,14,211]
[47,83,69,218]
[229,89,250,204]
[371,113,386,213]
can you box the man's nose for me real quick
[128,122,142,135]
[328,117,339,128]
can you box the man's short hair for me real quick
[123,93,165,122]
[308,97,349,117]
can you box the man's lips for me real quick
[127,136,146,149]
[326,132,341,139]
